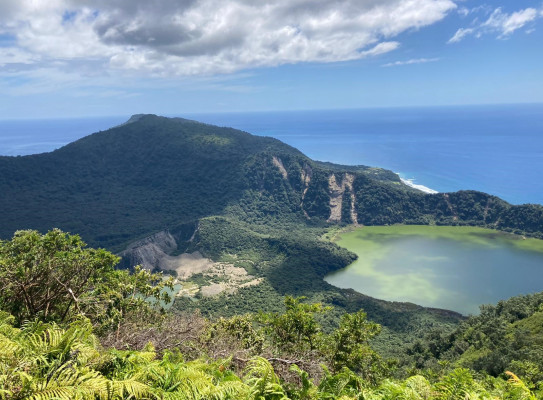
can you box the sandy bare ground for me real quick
[159,251,214,279]
[167,251,263,297]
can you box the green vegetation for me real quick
[0,115,542,252]
[0,229,173,333]
[2,310,539,399]
[405,291,543,390]
[0,230,543,400]
[0,230,542,398]
[1,116,543,397]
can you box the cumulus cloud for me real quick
[448,6,542,43]
[0,0,457,77]
[382,57,440,67]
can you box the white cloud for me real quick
[361,42,401,57]
[0,0,457,78]
[0,48,39,66]
[483,7,539,36]
[448,27,475,43]
[449,6,542,43]
[382,57,440,67]
[457,7,470,17]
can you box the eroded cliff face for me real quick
[271,155,362,224]
[300,163,313,218]
[120,230,178,270]
[120,230,211,275]
[327,173,358,224]
[272,156,288,180]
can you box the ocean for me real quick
[1,104,542,205]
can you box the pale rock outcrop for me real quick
[300,164,313,218]
[272,156,288,180]
[121,230,178,270]
[327,173,358,224]
[121,230,262,298]
[121,231,213,276]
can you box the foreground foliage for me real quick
[0,311,539,399]
[406,291,543,390]
[0,229,173,333]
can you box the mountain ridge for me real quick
[0,114,406,248]
[1,114,542,251]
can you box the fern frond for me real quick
[28,363,110,400]
[110,377,154,399]
[404,375,432,399]
[0,334,22,358]
[0,311,19,337]
[505,371,537,400]
[26,386,75,400]
[244,357,287,400]
[211,380,250,400]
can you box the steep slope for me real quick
[0,114,400,249]
[406,291,543,379]
[0,115,299,248]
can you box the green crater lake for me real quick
[325,226,543,315]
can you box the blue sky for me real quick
[0,0,542,119]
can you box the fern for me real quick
[318,366,366,399]
[404,375,432,399]
[433,368,478,400]
[244,357,288,400]
[110,378,154,399]
[211,380,250,400]
[27,364,110,400]
[505,371,537,400]
[0,333,21,358]
[0,311,18,337]
[289,364,318,400]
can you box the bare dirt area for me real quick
[167,251,214,279]
[168,252,263,297]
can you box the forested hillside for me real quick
[1,115,542,251]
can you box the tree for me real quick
[0,229,172,331]
[258,296,329,352]
[326,310,385,382]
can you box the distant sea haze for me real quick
[1,104,542,206]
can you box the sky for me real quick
[0,0,542,119]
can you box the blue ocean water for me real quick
[1,104,542,205]
[186,104,543,205]
[0,116,127,156]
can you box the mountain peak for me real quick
[124,113,156,125]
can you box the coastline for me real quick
[399,175,439,194]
